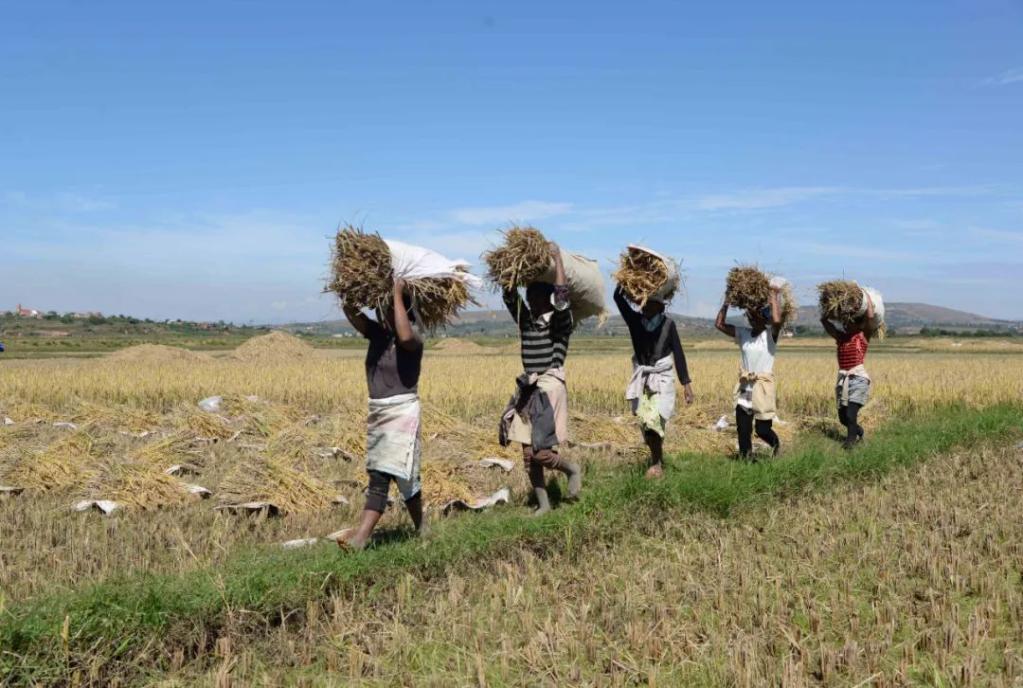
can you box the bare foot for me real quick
[645,464,664,480]
[334,527,367,551]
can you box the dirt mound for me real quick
[434,339,488,353]
[107,345,210,363]
[231,331,316,362]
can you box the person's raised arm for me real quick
[392,278,419,351]
[502,287,528,328]
[715,301,736,338]
[819,316,842,341]
[768,286,783,342]
[862,292,876,339]
[551,242,566,288]
[613,285,639,325]
[343,303,373,338]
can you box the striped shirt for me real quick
[837,330,868,370]
[504,286,574,374]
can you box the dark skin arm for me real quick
[715,301,736,338]
[613,285,639,326]
[391,278,419,352]
[668,323,695,404]
[768,286,783,342]
[862,292,876,340]
[820,316,842,340]
[343,303,373,338]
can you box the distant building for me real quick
[15,304,42,319]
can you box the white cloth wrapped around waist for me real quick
[366,392,421,482]
[625,354,676,421]
[836,364,870,405]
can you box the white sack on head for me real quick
[858,286,886,326]
[629,245,681,302]
[540,252,607,322]
[384,239,483,289]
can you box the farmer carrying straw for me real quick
[820,291,876,449]
[336,278,426,549]
[715,277,783,460]
[613,285,694,478]
[498,242,582,515]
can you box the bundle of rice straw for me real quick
[482,226,554,290]
[817,280,864,323]
[328,224,479,330]
[774,279,799,327]
[724,265,772,312]
[2,430,103,491]
[89,462,194,510]
[612,245,679,306]
[218,456,339,515]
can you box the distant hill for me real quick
[795,302,1020,333]
[286,302,1021,338]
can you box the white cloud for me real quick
[448,200,573,226]
[694,187,845,210]
[969,226,1023,245]
[982,67,1023,87]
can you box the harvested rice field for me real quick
[1,333,1021,685]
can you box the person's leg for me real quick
[843,402,864,448]
[838,404,850,428]
[643,430,664,478]
[523,445,551,514]
[340,470,390,549]
[755,419,781,457]
[735,406,754,459]
[403,491,427,534]
[534,448,582,500]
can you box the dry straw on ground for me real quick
[613,246,675,306]
[482,226,553,290]
[232,331,316,363]
[724,265,772,313]
[106,344,210,364]
[218,456,340,515]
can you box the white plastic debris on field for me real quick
[3,417,14,426]
[281,537,319,550]
[713,415,730,431]
[183,484,212,499]
[1,486,25,497]
[74,500,120,515]
[53,422,78,431]
[197,396,223,413]
[442,487,511,516]
[479,457,515,472]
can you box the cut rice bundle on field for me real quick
[0,402,61,424]
[724,265,772,313]
[266,424,319,462]
[231,331,316,362]
[613,245,681,306]
[420,461,475,508]
[132,432,201,469]
[328,225,481,331]
[87,462,196,510]
[179,409,235,441]
[482,226,554,290]
[2,430,104,491]
[217,456,340,515]
[74,402,161,435]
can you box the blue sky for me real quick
[2,0,1021,323]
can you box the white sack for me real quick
[858,286,886,326]
[628,245,681,301]
[540,252,607,322]
[384,239,483,289]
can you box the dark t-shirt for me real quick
[364,320,424,399]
